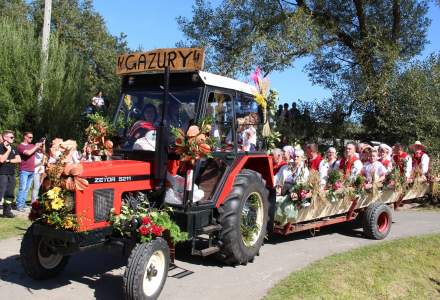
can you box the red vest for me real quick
[380,159,391,169]
[393,152,409,174]
[308,154,322,171]
[412,151,430,173]
[273,160,287,175]
[339,156,358,177]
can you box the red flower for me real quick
[142,216,151,225]
[139,225,150,236]
[299,190,307,200]
[151,225,163,236]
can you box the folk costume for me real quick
[273,160,287,176]
[339,155,363,181]
[362,161,387,183]
[308,153,322,171]
[410,141,430,176]
[379,143,393,174]
[392,151,412,179]
[318,159,340,186]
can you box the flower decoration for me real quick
[171,118,215,166]
[85,113,114,158]
[109,201,188,245]
[251,67,269,109]
[29,187,78,231]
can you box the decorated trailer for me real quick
[20,48,433,300]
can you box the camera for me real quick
[39,137,46,144]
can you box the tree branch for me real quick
[392,0,401,42]
[353,0,367,38]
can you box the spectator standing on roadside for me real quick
[0,130,21,217]
[16,132,43,211]
[280,103,289,121]
[289,102,301,119]
[32,145,47,203]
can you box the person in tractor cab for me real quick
[127,104,159,150]
[242,113,258,151]
[410,141,430,178]
[305,143,322,171]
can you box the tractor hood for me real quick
[80,160,151,178]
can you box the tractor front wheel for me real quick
[20,225,70,279]
[123,238,170,300]
[217,169,269,266]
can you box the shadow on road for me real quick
[0,248,125,300]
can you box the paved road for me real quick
[1,210,439,300]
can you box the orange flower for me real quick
[104,140,113,150]
[195,133,206,144]
[187,125,200,138]
[199,143,211,155]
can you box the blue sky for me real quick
[94,0,440,105]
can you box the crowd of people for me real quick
[272,141,431,196]
[0,130,103,218]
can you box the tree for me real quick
[30,0,128,110]
[366,54,440,151]
[178,0,431,115]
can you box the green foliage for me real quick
[265,234,440,300]
[0,0,128,142]
[110,202,188,245]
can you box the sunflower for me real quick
[51,197,64,210]
[63,217,75,230]
[46,187,62,200]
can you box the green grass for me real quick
[0,216,31,240]
[265,234,440,300]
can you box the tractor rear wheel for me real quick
[217,169,269,265]
[363,203,393,240]
[123,238,169,300]
[20,225,70,279]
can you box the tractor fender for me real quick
[215,155,274,208]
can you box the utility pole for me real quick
[37,0,52,105]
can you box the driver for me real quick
[127,104,158,150]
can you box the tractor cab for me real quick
[112,48,272,239]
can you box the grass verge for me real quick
[265,234,440,300]
[0,216,31,240]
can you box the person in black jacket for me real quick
[0,130,21,218]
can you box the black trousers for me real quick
[0,174,16,203]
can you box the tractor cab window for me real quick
[115,87,201,151]
[235,94,262,152]
[206,91,233,152]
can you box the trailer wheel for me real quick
[217,169,269,265]
[363,203,393,240]
[20,225,70,279]
[123,238,169,300]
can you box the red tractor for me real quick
[20,48,274,299]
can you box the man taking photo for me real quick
[0,130,21,218]
[16,132,44,211]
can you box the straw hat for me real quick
[410,141,426,151]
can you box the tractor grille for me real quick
[93,189,114,222]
